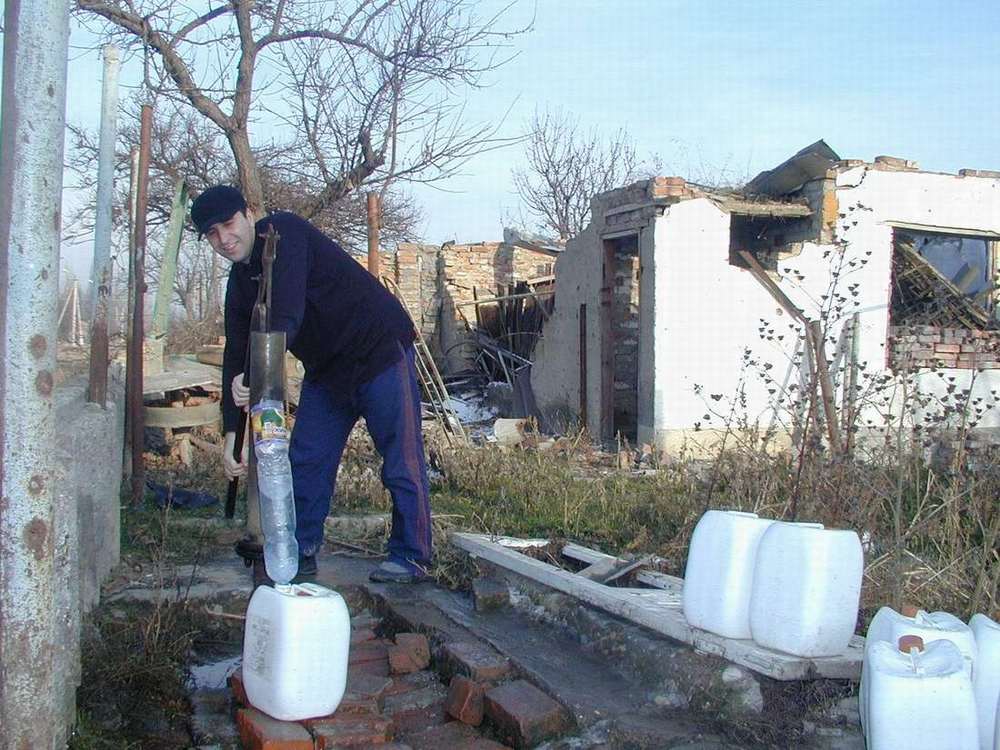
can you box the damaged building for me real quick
[379,237,558,374]
[530,141,1000,455]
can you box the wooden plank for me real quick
[143,356,221,395]
[144,401,220,429]
[451,533,864,681]
[717,197,812,218]
[562,542,681,593]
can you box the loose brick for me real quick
[236,707,314,750]
[350,657,390,678]
[395,633,431,666]
[445,676,484,726]
[389,647,424,675]
[352,627,378,645]
[309,714,394,748]
[229,668,248,707]
[384,684,449,735]
[384,684,448,714]
[441,641,510,683]
[405,721,508,750]
[383,670,438,698]
[484,680,571,749]
[351,640,392,665]
[389,633,430,675]
[471,577,509,612]
[345,673,394,706]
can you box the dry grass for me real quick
[327,420,998,624]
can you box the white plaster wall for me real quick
[531,222,604,430]
[825,168,1000,431]
[651,170,1000,453]
[650,198,813,450]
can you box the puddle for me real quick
[189,654,241,690]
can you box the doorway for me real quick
[601,234,641,444]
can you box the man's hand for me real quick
[231,372,250,410]
[223,431,248,480]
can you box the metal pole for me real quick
[127,105,153,506]
[367,191,381,278]
[121,147,140,476]
[87,46,120,405]
[0,0,71,745]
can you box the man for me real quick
[190,185,432,584]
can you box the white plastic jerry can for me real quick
[862,606,980,732]
[748,521,863,657]
[970,613,1000,750]
[865,636,978,750]
[682,510,775,639]
[861,605,923,731]
[242,582,352,721]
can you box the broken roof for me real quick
[745,140,840,197]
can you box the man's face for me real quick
[204,209,255,263]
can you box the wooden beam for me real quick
[717,197,812,218]
[451,533,864,681]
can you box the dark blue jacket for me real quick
[221,212,415,432]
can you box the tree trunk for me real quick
[227,127,264,215]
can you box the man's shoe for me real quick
[369,560,428,584]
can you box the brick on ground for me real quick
[383,683,449,735]
[445,676,485,726]
[382,670,438,698]
[338,672,393,716]
[306,714,394,749]
[471,577,510,612]
[236,707,314,750]
[351,639,392,665]
[484,680,571,750]
[352,627,378,645]
[441,641,510,683]
[390,633,431,674]
[405,721,510,750]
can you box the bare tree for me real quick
[68,95,425,324]
[74,0,524,218]
[512,109,643,241]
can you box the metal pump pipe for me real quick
[245,331,288,542]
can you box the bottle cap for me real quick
[898,635,924,653]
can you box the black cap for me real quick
[190,185,247,238]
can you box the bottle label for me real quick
[251,400,289,446]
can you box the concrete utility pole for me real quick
[89,45,120,320]
[0,0,72,746]
[87,45,120,405]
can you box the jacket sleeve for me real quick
[221,272,250,433]
[265,217,308,349]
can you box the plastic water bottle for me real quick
[252,399,299,584]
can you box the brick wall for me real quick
[613,247,640,440]
[363,242,557,373]
[889,326,1000,370]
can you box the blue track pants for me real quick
[289,345,432,571]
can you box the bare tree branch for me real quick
[75,0,527,219]
[512,108,644,240]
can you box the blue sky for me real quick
[51,0,1000,270]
